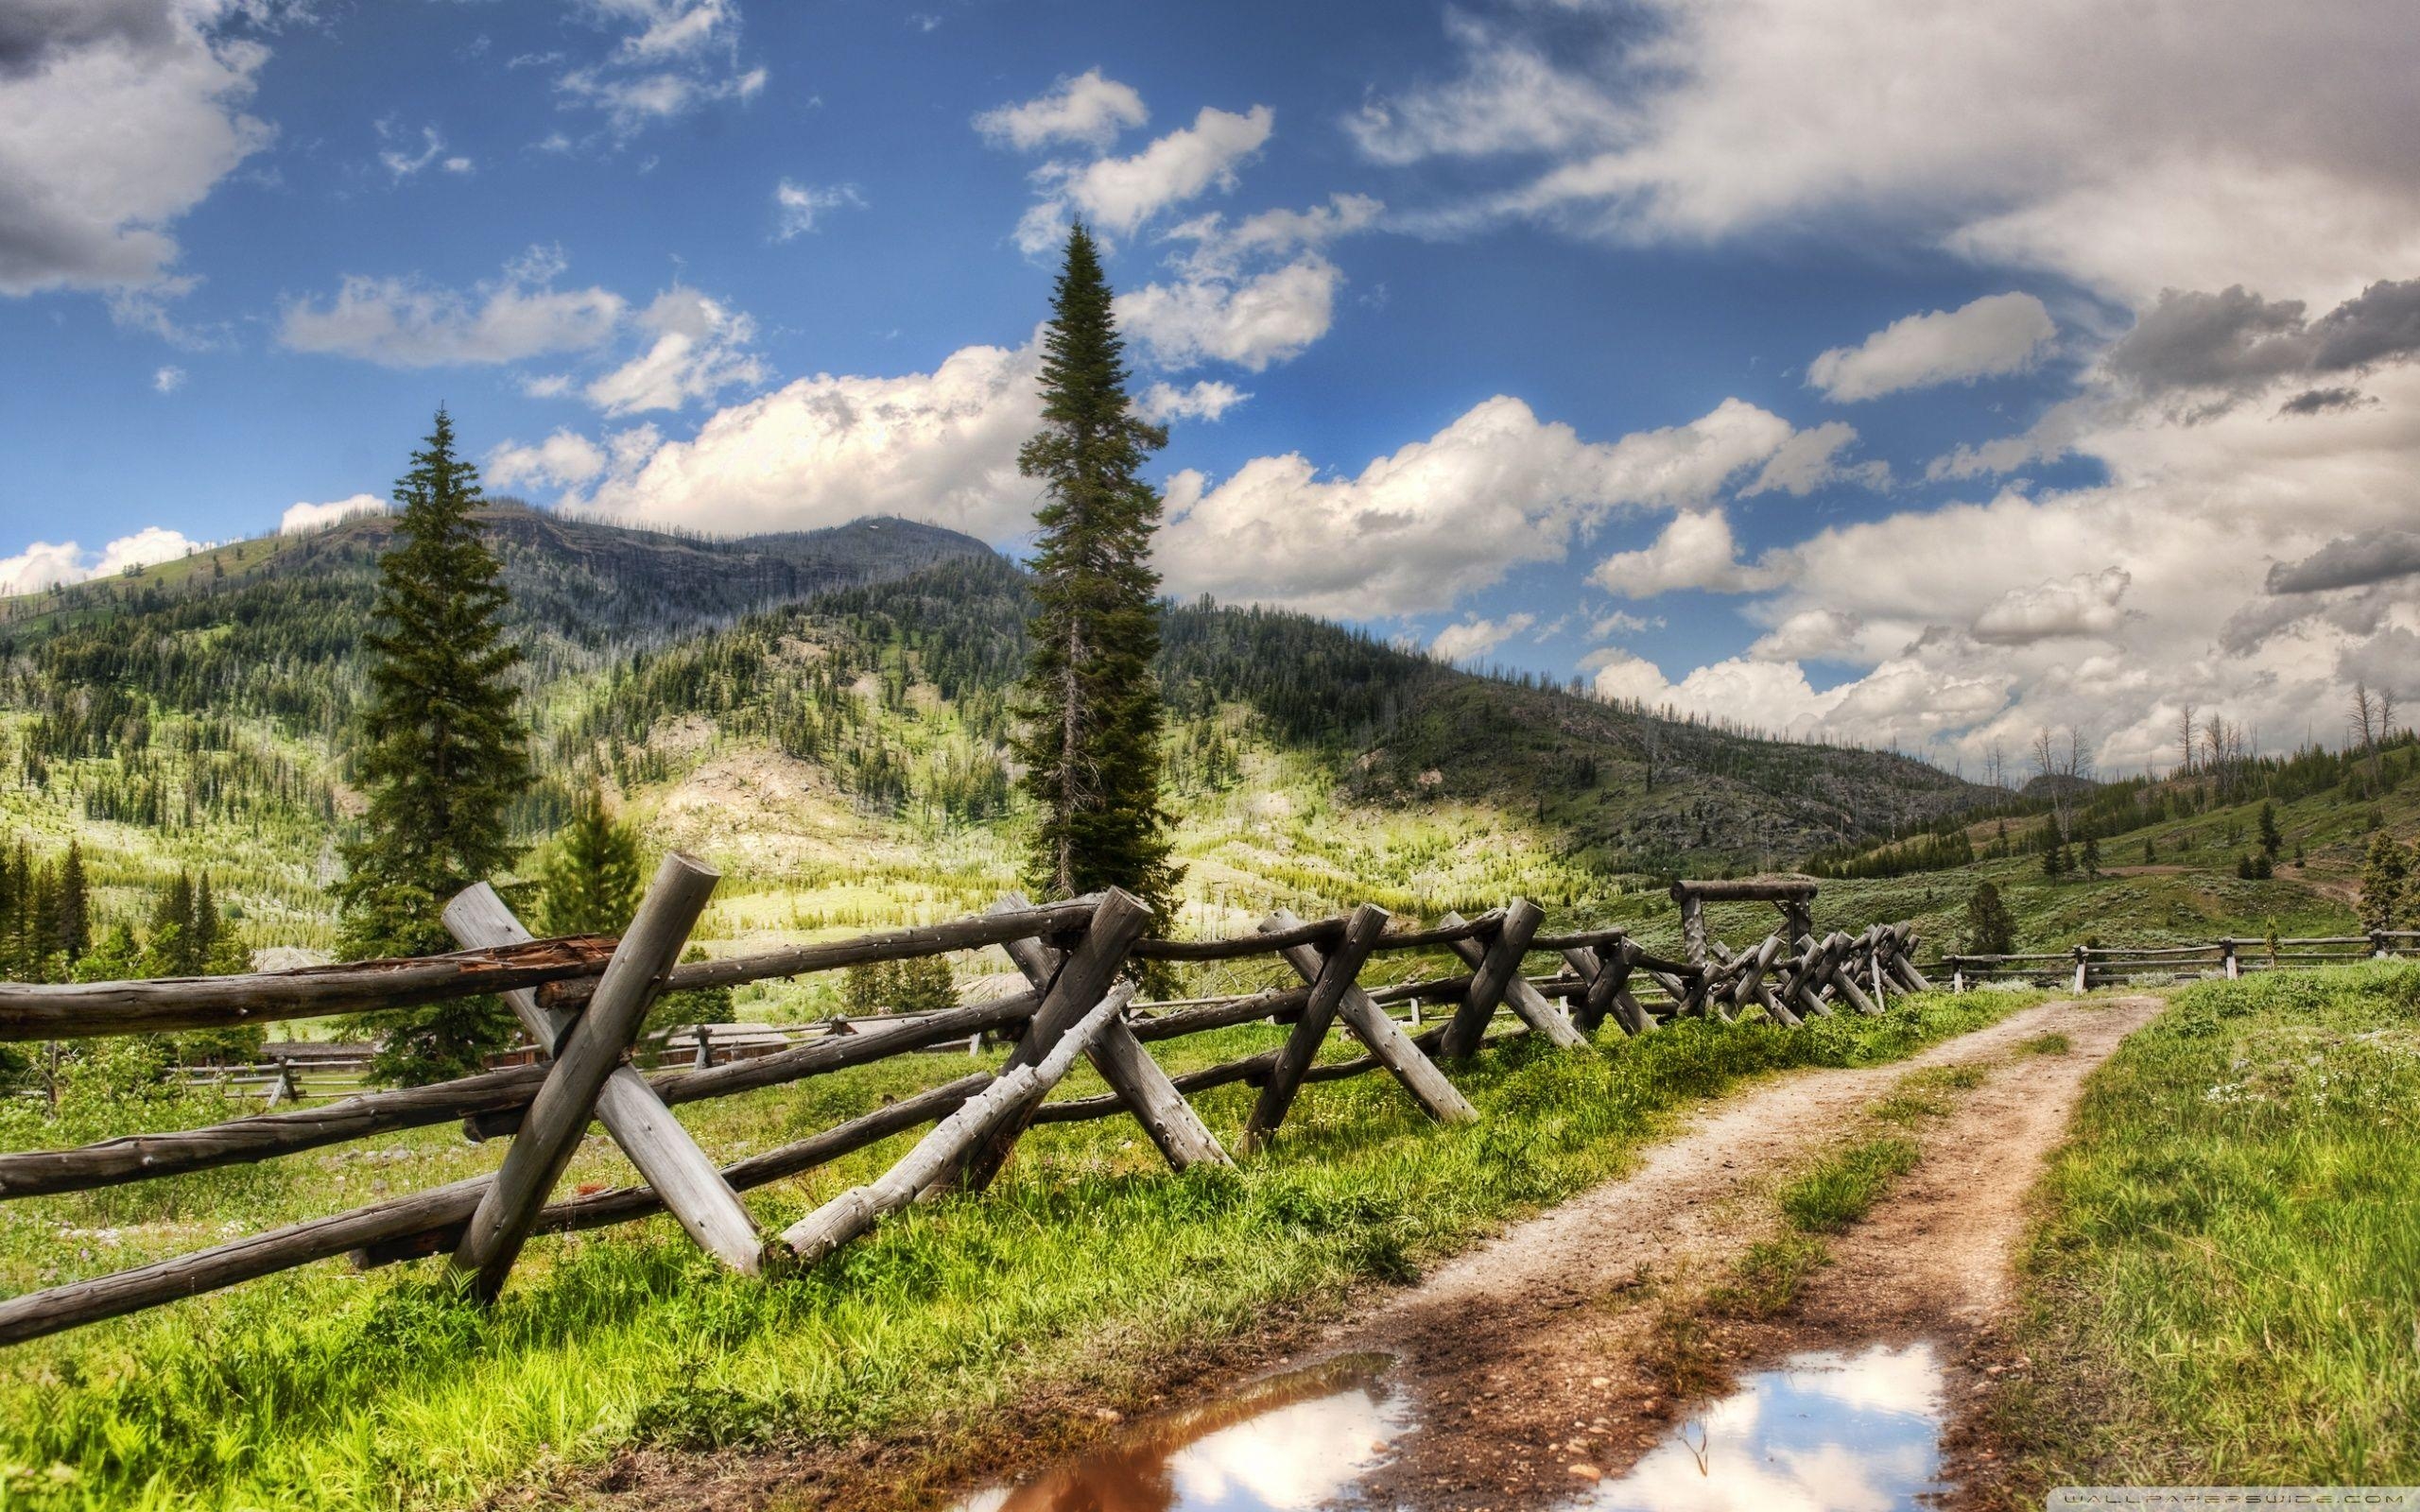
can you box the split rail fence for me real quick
[1939,930,2420,991]
[0,862,1932,1347]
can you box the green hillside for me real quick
[0,508,2007,988]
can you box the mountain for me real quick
[0,507,2004,964]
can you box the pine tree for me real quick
[193,872,221,965]
[337,408,531,1084]
[2079,835,2100,875]
[2256,801,2283,858]
[536,782,643,937]
[150,871,199,975]
[2358,833,2407,931]
[1963,882,2015,955]
[56,842,88,964]
[1012,225,1181,919]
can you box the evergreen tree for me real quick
[2079,835,2101,875]
[892,952,957,1015]
[150,871,199,975]
[648,945,735,1031]
[56,842,88,964]
[839,959,891,1017]
[1011,225,1181,919]
[536,782,643,936]
[2358,833,2407,930]
[2256,801,2283,857]
[192,871,221,965]
[337,409,531,1084]
[1963,882,2016,955]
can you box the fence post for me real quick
[2221,936,2239,980]
[954,888,1155,1194]
[444,881,766,1277]
[1264,908,1477,1125]
[1439,900,1547,1057]
[983,893,1228,1175]
[1564,940,1652,1036]
[450,853,721,1301]
[2072,946,2090,994]
[1243,904,1391,1152]
[2373,929,2391,961]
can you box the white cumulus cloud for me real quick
[278,247,626,368]
[1016,104,1274,252]
[1430,613,1537,663]
[0,526,199,593]
[280,495,386,534]
[975,67,1148,152]
[773,180,864,240]
[1807,292,2057,402]
[486,433,607,492]
[582,286,766,415]
[1135,380,1249,423]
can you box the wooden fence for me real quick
[0,863,1931,1347]
[1939,930,2420,991]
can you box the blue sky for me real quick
[6,1,2419,775]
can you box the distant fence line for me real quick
[0,867,1932,1346]
[1937,931,2420,992]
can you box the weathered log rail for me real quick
[0,866,1930,1347]
[1936,929,2420,991]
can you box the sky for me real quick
[6,0,2420,779]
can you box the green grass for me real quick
[2014,1032,2071,1056]
[0,990,2026,1511]
[1777,1136,1921,1233]
[1997,963,2420,1491]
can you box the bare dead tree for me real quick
[2175,703,2197,777]
[2350,681,2381,781]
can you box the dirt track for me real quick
[1337,994,2161,1509]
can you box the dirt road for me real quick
[1336,995,2161,1509]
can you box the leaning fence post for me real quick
[1246,904,1391,1152]
[984,893,1229,1174]
[954,888,1154,1193]
[450,853,720,1301]
[2221,936,2238,979]
[1263,907,1477,1125]
[1439,900,1547,1057]
[445,880,765,1277]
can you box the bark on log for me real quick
[443,884,765,1276]
[1245,904,1390,1151]
[1439,902,1545,1057]
[782,985,1132,1264]
[1266,909,1476,1125]
[955,889,1152,1193]
[1443,904,1587,1051]
[990,895,1228,1173]
[452,853,718,1301]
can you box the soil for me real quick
[1340,994,2160,1510]
[544,995,2159,1512]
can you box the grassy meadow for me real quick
[1995,963,2420,1492]
[0,988,2024,1510]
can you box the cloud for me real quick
[376,119,454,180]
[562,338,1046,541]
[1136,380,1248,423]
[976,67,1147,152]
[1430,612,1536,662]
[773,180,864,240]
[1969,567,2132,644]
[1157,394,1803,617]
[1806,293,2056,401]
[1589,649,1842,731]
[1743,420,1885,495]
[2277,386,2371,417]
[582,286,766,415]
[1016,104,1273,252]
[555,0,763,139]
[2104,278,2420,408]
[1590,507,1787,598]
[2266,528,2420,594]
[0,525,199,592]
[1747,609,1864,662]
[152,364,184,393]
[1117,256,1343,372]
[278,247,626,367]
[1115,194,1384,373]
[0,0,275,294]
[1590,609,1664,639]
[486,433,607,491]
[279,495,385,535]
[1357,2,2420,304]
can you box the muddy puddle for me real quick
[1575,1340,1947,1511]
[953,1353,1409,1511]
[953,1340,1945,1511]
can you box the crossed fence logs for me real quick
[0,865,1933,1347]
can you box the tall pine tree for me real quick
[1012,225,1180,917]
[337,408,531,1084]
[536,782,643,936]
